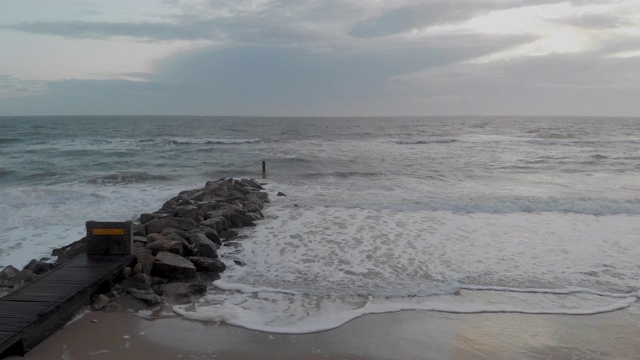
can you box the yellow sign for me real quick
[92,228,125,236]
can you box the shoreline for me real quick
[11,306,640,360]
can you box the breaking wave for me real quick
[86,172,174,185]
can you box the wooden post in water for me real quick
[262,160,266,178]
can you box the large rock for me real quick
[229,212,255,228]
[146,233,167,243]
[133,224,147,237]
[199,217,228,232]
[23,259,52,275]
[139,213,157,224]
[136,253,155,275]
[191,227,221,245]
[9,269,37,288]
[146,217,196,234]
[162,282,207,304]
[151,251,196,281]
[146,239,183,256]
[128,288,163,306]
[132,243,152,257]
[187,233,219,258]
[188,257,226,273]
[164,233,194,256]
[175,205,201,222]
[120,273,153,291]
[0,265,19,287]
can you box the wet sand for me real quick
[9,304,640,360]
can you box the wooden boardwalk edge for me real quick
[0,254,134,357]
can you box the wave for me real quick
[173,283,638,334]
[0,138,21,145]
[303,171,384,179]
[394,139,458,145]
[384,196,640,215]
[167,138,261,146]
[86,172,174,185]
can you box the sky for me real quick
[1,0,639,116]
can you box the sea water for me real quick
[1,116,639,333]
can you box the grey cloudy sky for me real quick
[1,0,639,116]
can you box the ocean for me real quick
[1,116,640,333]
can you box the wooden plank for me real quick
[0,253,134,356]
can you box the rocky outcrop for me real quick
[151,251,197,281]
[2,178,269,311]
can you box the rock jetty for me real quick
[0,178,269,308]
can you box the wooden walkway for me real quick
[0,254,133,357]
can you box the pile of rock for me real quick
[0,178,270,309]
[111,178,268,306]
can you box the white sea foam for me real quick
[0,180,198,268]
[172,193,640,333]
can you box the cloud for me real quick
[0,75,45,99]
[5,20,211,42]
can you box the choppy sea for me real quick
[1,116,640,333]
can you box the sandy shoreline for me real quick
[10,304,640,360]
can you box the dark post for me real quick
[262,160,266,178]
[85,221,132,256]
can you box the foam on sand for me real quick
[172,198,640,334]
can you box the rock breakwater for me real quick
[0,178,269,309]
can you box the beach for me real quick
[12,305,640,360]
[2,116,640,358]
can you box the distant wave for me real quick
[304,171,383,179]
[0,138,20,145]
[398,196,640,215]
[394,139,458,145]
[0,168,14,179]
[86,172,174,185]
[167,138,261,146]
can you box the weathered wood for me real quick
[0,253,133,357]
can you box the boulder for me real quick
[197,201,219,213]
[151,251,196,281]
[203,209,232,221]
[251,191,269,202]
[164,233,194,256]
[175,205,201,222]
[277,192,287,197]
[241,178,263,190]
[162,282,207,304]
[92,294,111,311]
[189,257,226,273]
[220,229,239,241]
[9,269,37,288]
[187,233,219,258]
[136,253,155,275]
[133,224,147,237]
[127,288,163,306]
[0,265,19,287]
[145,217,196,235]
[191,227,221,245]
[120,273,153,291]
[199,217,228,232]
[229,212,254,228]
[146,239,183,256]
[139,213,157,224]
[23,259,52,275]
[161,227,189,238]
[53,238,87,263]
[132,243,152,257]
[146,233,166,243]
[132,236,148,245]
